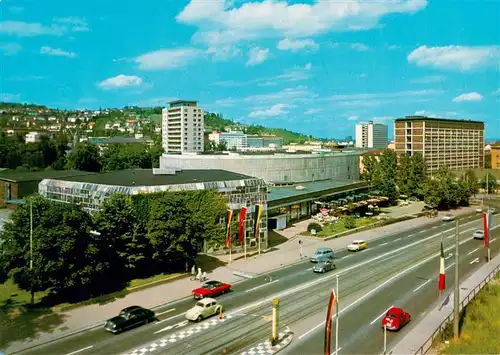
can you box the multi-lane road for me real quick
[15,213,499,355]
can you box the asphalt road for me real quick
[285,223,500,355]
[14,213,488,355]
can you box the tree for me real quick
[360,155,378,183]
[482,173,498,193]
[344,215,356,229]
[422,167,471,209]
[397,153,412,196]
[409,152,427,198]
[463,170,478,197]
[66,141,102,172]
[373,149,399,203]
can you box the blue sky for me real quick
[1,0,499,139]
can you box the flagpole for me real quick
[335,275,339,355]
[229,241,232,264]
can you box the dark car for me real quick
[104,306,155,334]
[313,260,336,273]
[192,280,232,299]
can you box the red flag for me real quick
[238,207,247,244]
[438,240,445,291]
[324,289,337,355]
[225,209,233,248]
[483,211,490,248]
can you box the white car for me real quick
[473,230,484,240]
[442,214,456,222]
[185,298,222,322]
[347,240,367,252]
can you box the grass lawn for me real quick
[315,217,377,237]
[437,276,500,354]
[0,278,49,310]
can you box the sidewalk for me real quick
[389,252,500,355]
[5,206,477,353]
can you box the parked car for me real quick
[192,280,232,299]
[185,297,223,322]
[313,259,336,273]
[310,247,335,263]
[381,307,411,331]
[347,240,367,252]
[473,230,484,240]
[104,306,155,334]
[475,207,484,213]
[442,213,456,222]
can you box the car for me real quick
[475,207,484,213]
[408,196,419,202]
[185,297,223,322]
[381,307,411,331]
[491,207,498,215]
[473,230,484,240]
[104,306,155,334]
[347,240,367,252]
[312,259,336,273]
[442,213,456,222]
[192,280,231,299]
[310,247,335,263]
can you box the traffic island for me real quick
[240,330,294,355]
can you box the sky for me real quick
[0,0,499,140]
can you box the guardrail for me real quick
[413,263,500,355]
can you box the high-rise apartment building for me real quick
[355,121,388,149]
[394,116,484,172]
[490,143,500,169]
[162,100,204,154]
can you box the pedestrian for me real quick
[197,267,202,281]
[202,271,207,282]
[191,265,196,280]
[299,240,303,259]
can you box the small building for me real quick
[491,142,500,169]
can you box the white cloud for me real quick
[0,93,21,101]
[53,17,89,32]
[177,0,428,46]
[350,43,369,51]
[452,92,483,103]
[304,108,322,115]
[0,21,65,37]
[40,46,77,58]
[408,45,500,71]
[98,74,144,90]
[347,115,359,121]
[386,44,399,50]
[411,75,446,84]
[277,38,319,52]
[246,47,269,66]
[249,104,290,118]
[329,89,441,102]
[206,45,241,61]
[0,43,22,55]
[135,48,201,70]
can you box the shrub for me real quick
[307,222,322,232]
[344,216,356,229]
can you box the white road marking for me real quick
[467,248,479,256]
[66,346,94,355]
[380,242,388,246]
[307,267,314,271]
[445,253,453,260]
[447,235,454,239]
[470,258,480,264]
[155,313,184,324]
[156,308,176,316]
[413,279,431,292]
[334,347,343,354]
[370,305,394,325]
[154,320,188,334]
[395,238,402,241]
[407,234,414,238]
[245,279,280,293]
[445,263,455,271]
[340,255,351,259]
[491,238,497,243]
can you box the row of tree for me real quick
[0,191,227,303]
[361,150,497,209]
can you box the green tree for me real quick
[397,153,412,196]
[344,215,356,229]
[66,141,102,172]
[423,167,470,209]
[482,173,497,193]
[409,152,427,197]
[463,170,479,196]
[373,149,399,203]
[360,155,377,183]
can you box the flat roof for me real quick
[168,100,198,105]
[0,170,95,183]
[268,179,367,202]
[396,116,484,125]
[53,169,259,187]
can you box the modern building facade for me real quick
[355,121,388,149]
[491,143,500,169]
[161,100,204,154]
[209,131,248,150]
[159,151,360,183]
[247,135,283,148]
[394,116,485,172]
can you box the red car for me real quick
[381,307,411,331]
[192,281,231,299]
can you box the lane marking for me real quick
[413,279,431,292]
[369,305,394,325]
[245,279,280,293]
[380,242,388,246]
[395,238,402,241]
[156,308,176,316]
[467,248,479,256]
[470,258,480,265]
[340,255,351,259]
[155,313,184,324]
[297,228,493,340]
[66,346,94,355]
[491,238,497,243]
[445,253,453,260]
[407,234,414,238]
[445,263,455,271]
[307,267,314,271]
[154,320,188,334]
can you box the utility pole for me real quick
[335,275,339,355]
[453,218,460,339]
[383,325,387,355]
[29,200,34,305]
